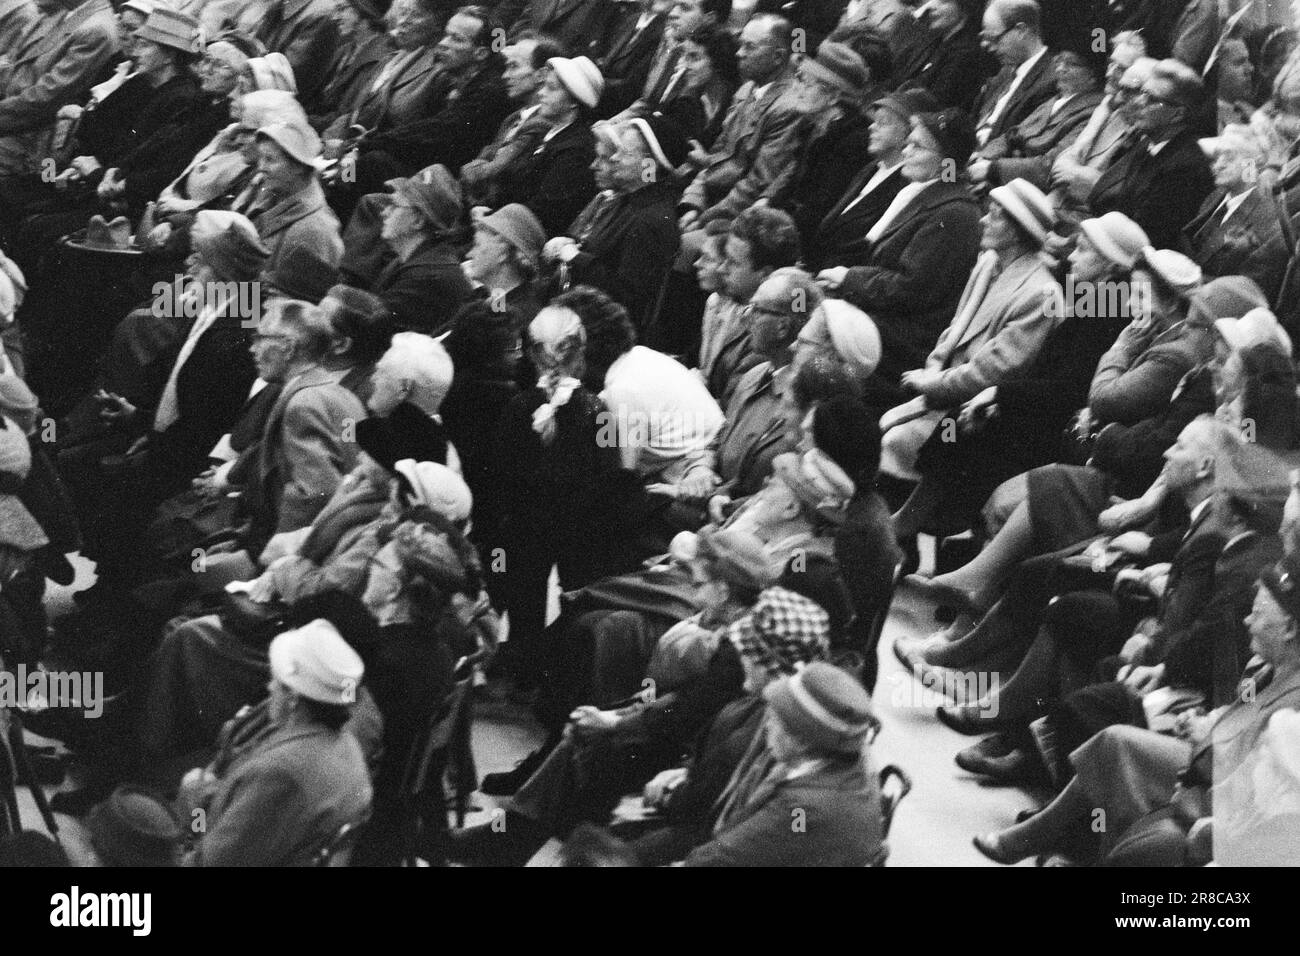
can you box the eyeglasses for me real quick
[980,23,1019,44]
[1135,88,1180,108]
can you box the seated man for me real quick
[0,0,119,190]
[1181,125,1281,280]
[182,619,372,866]
[1086,58,1214,250]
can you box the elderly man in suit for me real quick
[596,0,669,116]
[877,177,1063,487]
[810,87,937,271]
[1088,58,1214,250]
[815,108,983,410]
[677,13,804,231]
[0,0,118,182]
[894,0,990,111]
[184,619,372,866]
[1181,124,1282,280]
[229,298,366,562]
[970,0,1056,149]
[969,47,1105,192]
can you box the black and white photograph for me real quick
[0,0,1293,898]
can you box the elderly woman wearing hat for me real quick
[366,163,473,334]
[496,55,603,235]
[901,210,1152,540]
[186,619,372,865]
[973,551,1300,866]
[878,177,1062,522]
[815,107,983,409]
[250,119,343,271]
[541,113,686,332]
[462,202,547,329]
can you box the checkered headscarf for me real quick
[725,586,830,676]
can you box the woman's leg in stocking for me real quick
[975,776,1092,863]
[926,498,1035,607]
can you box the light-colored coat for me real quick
[189,715,372,866]
[252,178,344,272]
[0,0,119,176]
[920,249,1063,408]
[253,365,365,538]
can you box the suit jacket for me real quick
[983,90,1104,191]
[1088,128,1215,250]
[512,0,616,57]
[309,30,395,131]
[565,179,680,331]
[1180,186,1281,279]
[683,755,883,867]
[0,0,36,61]
[1161,530,1282,707]
[497,120,597,236]
[0,0,118,175]
[812,162,906,271]
[1050,96,1133,223]
[370,237,475,335]
[708,361,789,500]
[972,48,1057,145]
[361,63,511,175]
[921,250,1063,408]
[252,178,343,272]
[328,46,441,139]
[256,0,340,104]
[250,365,365,547]
[896,23,990,112]
[681,74,807,223]
[190,715,371,866]
[838,180,983,393]
[596,7,667,117]
[774,109,872,251]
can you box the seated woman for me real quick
[814,108,983,409]
[247,120,343,271]
[877,178,1062,508]
[366,164,474,334]
[972,553,1300,866]
[461,203,547,331]
[658,23,739,151]
[968,48,1105,193]
[540,114,686,332]
[494,55,601,235]
[182,618,372,866]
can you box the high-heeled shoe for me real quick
[936,703,1002,735]
[972,833,1025,865]
[904,575,986,616]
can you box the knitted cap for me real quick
[801,41,869,98]
[87,785,182,866]
[724,586,830,676]
[269,618,365,705]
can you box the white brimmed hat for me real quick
[1077,211,1150,269]
[269,619,364,705]
[1214,306,1293,355]
[547,56,604,109]
[1139,247,1202,296]
[988,178,1055,246]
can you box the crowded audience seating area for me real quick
[2,0,1300,868]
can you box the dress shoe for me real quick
[954,733,1014,770]
[892,633,944,674]
[972,833,1023,865]
[479,746,549,796]
[936,703,1000,735]
[954,746,1040,783]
